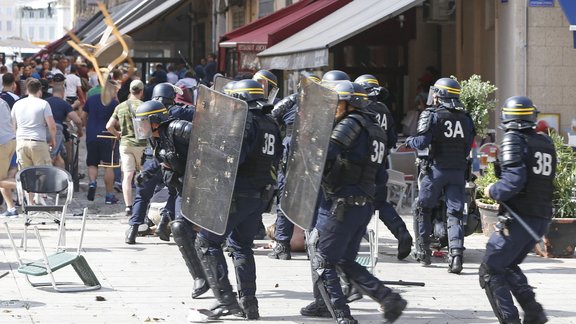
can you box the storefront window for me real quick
[259,0,274,18]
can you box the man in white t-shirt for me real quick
[11,78,57,169]
[64,65,85,104]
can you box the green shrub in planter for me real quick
[549,131,576,218]
[475,163,499,205]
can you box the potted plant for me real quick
[535,131,576,258]
[475,163,500,237]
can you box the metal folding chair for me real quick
[388,151,419,207]
[386,169,409,213]
[4,208,101,292]
[16,166,74,251]
[355,211,380,274]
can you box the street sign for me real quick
[529,0,554,7]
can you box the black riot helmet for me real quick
[427,78,463,109]
[334,81,369,109]
[222,81,237,95]
[321,70,350,89]
[133,100,169,139]
[354,74,382,98]
[230,79,266,102]
[501,96,539,130]
[253,69,278,95]
[152,82,183,106]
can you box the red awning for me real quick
[218,0,351,71]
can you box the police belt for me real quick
[335,195,371,207]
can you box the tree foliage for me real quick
[452,75,497,138]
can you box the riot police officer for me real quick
[355,74,413,260]
[480,96,555,324]
[193,79,281,320]
[268,72,321,260]
[127,83,195,243]
[301,81,407,324]
[406,77,475,273]
[132,99,209,299]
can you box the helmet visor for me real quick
[426,86,435,106]
[133,116,152,140]
[253,76,269,94]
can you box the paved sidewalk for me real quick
[1,139,575,323]
[1,207,576,324]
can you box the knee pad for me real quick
[170,219,193,237]
[447,217,461,228]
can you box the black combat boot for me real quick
[520,300,548,324]
[413,243,431,266]
[195,236,242,319]
[396,228,413,260]
[448,248,464,274]
[155,213,171,242]
[171,219,209,299]
[125,225,139,244]
[267,240,291,260]
[380,292,407,323]
[300,299,332,318]
[208,289,243,319]
[237,296,259,320]
[334,309,358,324]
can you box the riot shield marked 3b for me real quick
[280,78,338,230]
[181,85,248,235]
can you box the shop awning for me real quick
[0,37,41,54]
[32,34,70,58]
[118,0,183,35]
[218,0,350,72]
[219,0,350,48]
[558,0,576,47]
[81,0,145,44]
[258,0,424,70]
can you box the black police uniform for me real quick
[129,103,194,237]
[480,98,555,324]
[406,100,475,271]
[308,110,406,323]
[367,99,413,259]
[268,93,298,259]
[194,97,281,320]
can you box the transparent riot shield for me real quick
[212,75,234,93]
[280,78,338,230]
[181,85,248,235]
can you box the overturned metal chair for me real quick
[4,207,101,292]
[16,166,74,251]
[66,2,134,105]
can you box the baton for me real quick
[501,202,542,242]
[381,280,425,287]
[178,50,191,70]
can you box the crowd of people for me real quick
[0,53,555,324]
[0,55,215,216]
